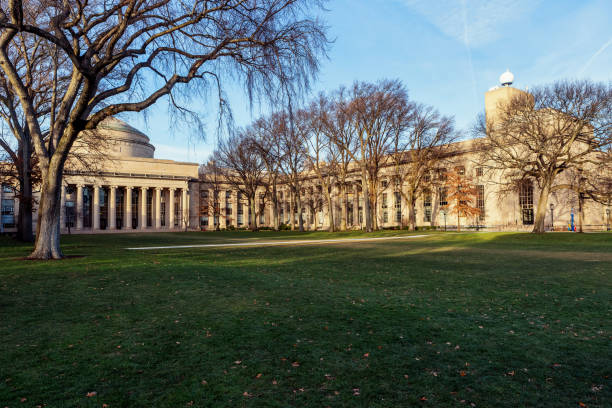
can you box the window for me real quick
[456,166,465,175]
[358,197,363,224]
[83,187,92,228]
[65,201,76,228]
[438,168,447,182]
[200,215,209,227]
[438,187,448,207]
[381,180,388,189]
[160,196,166,227]
[476,167,483,177]
[477,185,485,220]
[423,193,432,222]
[519,182,534,225]
[132,189,140,229]
[237,193,243,226]
[226,191,232,215]
[174,190,181,227]
[382,193,388,223]
[259,198,265,225]
[1,184,12,193]
[394,192,401,223]
[146,189,153,227]
[1,198,15,228]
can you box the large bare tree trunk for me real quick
[297,193,304,232]
[289,190,295,230]
[29,164,63,259]
[325,189,335,232]
[272,185,279,231]
[578,194,584,233]
[532,181,551,233]
[407,191,417,231]
[249,198,258,231]
[340,184,347,231]
[17,140,33,242]
[371,187,378,230]
[457,213,461,232]
[361,167,372,232]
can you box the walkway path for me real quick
[126,234,429,251]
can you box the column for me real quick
[108,186,117,230]
[353,184,359,228]
[76,184,84,230]
[209,188,214,229]
[154,187,162,229]
[169,188,175,229]
[92,184,100,230]
[181,188,189,229]
[232,190,238,228]
[186,189,190,229]
[60,184,66,230]
[140,187,148,230]
[125,187,132,230]
[220,189,228,229]
[401,187,408,228]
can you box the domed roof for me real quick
[98,117,146,134]
[73,117,155,159]
[499,69,514,86]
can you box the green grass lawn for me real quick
[0,231,610,407]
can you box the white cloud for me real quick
[398,0,540,47]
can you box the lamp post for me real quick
[549,203,554,232]
[606,208,610,231]
[441,209,447,232]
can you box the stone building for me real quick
[1,72,610,234]
[1,117,200,234]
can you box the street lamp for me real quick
[549,203,554,232]
[441,209,447,232]
[606,208,610,231]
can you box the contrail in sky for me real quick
[461,0,479,114]
[578,36,612,77]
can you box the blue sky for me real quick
[125,0,612,164]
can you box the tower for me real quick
[484,69,528,125]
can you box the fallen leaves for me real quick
[86,391,97,397]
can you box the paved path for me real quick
[126,234,429,251]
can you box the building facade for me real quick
[1,74,610,234]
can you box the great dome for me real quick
[74,117,155,159]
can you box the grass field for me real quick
[0,230,610,407]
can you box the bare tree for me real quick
[335,80,407,231]
[216,130,267,231]
[302,93,339,231]
[249,113,284,231]
[389,103,456,230]
[0,0,329,258]
[199,158,225,230]
[0,26,65,242]
[278,109,308,231]
[475,80,612,233]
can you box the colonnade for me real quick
[60,184,190,232]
